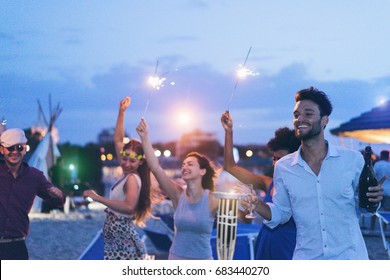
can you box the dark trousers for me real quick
[0,240,28,260]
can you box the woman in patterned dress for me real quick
[83,97,153,260]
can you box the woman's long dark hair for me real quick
[123,139,152,227]
[185,152,217,192]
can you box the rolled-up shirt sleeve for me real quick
[263,161,293,228]
[36,172,66,207]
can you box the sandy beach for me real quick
[26,202,389,260]
[27,203,106,260]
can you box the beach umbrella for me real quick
[330,100,390,144]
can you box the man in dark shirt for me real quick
[0,128,65,260]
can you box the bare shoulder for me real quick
[124,174,141,192]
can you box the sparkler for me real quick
[227,47,258,111]
[143,60,168,117]
[129,89,138,98]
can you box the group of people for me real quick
[0,87,386,260]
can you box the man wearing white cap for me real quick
[0,128,65,260]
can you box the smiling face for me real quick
[180,156,205,181]
[293,100,328,141]
[119,148,143,175]
[0,144,27,168]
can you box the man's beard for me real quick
[295,120,322,141]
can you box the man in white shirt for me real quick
[253,87,384,259]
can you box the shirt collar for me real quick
[291,140,340,167]
[326,141,341,158]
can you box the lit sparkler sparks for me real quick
[148,60,168,90]
[227,47,258,111]
[143,60,170,117]
[148,75,166,90]
[235,64,259,80]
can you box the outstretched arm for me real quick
[220,111,271,192]
[136,118,182,207]
[114,97,131,160]
[44,186,66,207]
[82,174,140,215]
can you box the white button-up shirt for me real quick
[374,160,390,196]
[265,142,368,259]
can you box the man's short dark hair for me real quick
[380,150,389,161]
[295,87,333,117]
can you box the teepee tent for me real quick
[29,98,62,213]
[28,131,61,179]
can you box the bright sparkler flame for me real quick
[236,64,259,79]
[148,75,166,90]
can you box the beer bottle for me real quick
[359,146,379,213]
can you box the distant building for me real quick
[97,128,115,145]
[98,128,131,145]
[175,129,221,160]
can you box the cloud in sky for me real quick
[0,1,389,151]
[2,1,390,81]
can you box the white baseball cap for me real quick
[0,128,28,147]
